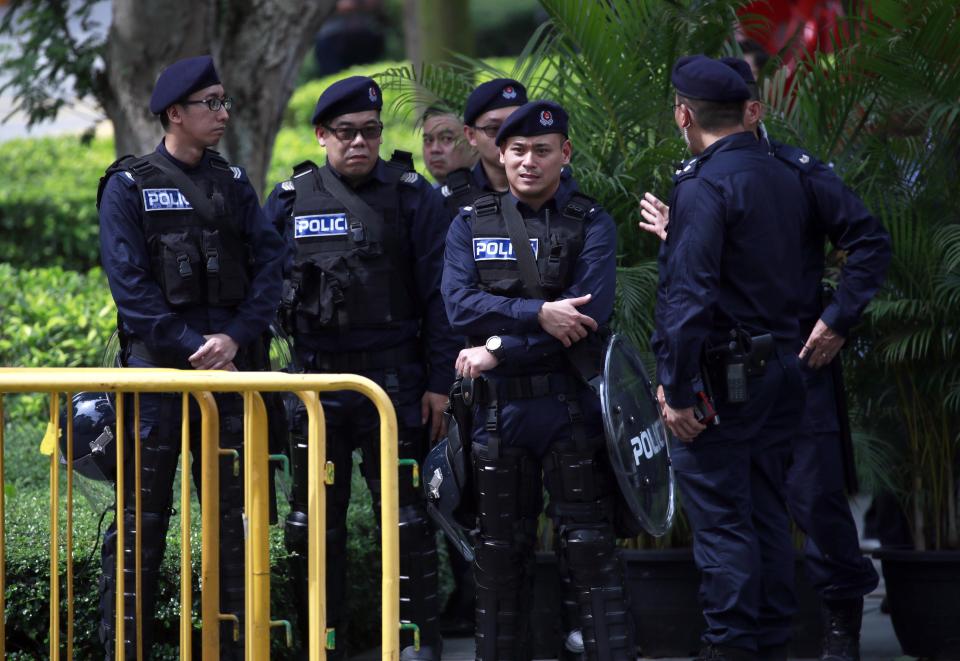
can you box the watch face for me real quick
[486,336,501,351]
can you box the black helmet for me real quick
[60,392,117,482]
[423,427,475,562]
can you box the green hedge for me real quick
[0,136,114,271]
[0,264,116,369]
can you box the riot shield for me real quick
[600,334,675,537]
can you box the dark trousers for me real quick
[670,352,805,652]
[284,363,440,657]
[469,382,634,660]
[99,383,246,660]
[786,365,879,601]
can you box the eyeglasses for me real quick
[182,97,233,112]
[473,123,502,138]
[324,123,384,142]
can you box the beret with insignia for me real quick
[150,55,221,115]
[311,76,383,126]
[494,100,568,146]
[464,78,527,126]
[672,54,750,102]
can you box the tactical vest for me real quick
[98,151,251,309]
[470,191,593,300]
[440,168,479,220]
[281,159,418,334]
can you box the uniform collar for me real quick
[471,160,497,193]
[505,174,575,217]
[157,139,207,171]
[697,130,760,160]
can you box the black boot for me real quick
[695,644,758,661]
[820,597,863,661]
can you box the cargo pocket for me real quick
[159,232,203,306]
[202,229,248,305]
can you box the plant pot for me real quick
[873,548,960,659]
[531,548,823,658]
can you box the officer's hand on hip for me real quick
[455,346,498,379]
[421,391,449,444]
[661,396,706,443]
[638,192,670,241]
[537,295,598,347]
[799,318,846,370]
[189,333,240,371]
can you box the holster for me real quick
[702,329,774,404]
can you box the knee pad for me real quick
[473,446,542,541]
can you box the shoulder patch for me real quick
[440,184,452,198]
[673,157,702,183]
[400,171,420,184]
[281,180,295,192]
[230,166,243,179]
[772,142,818,173]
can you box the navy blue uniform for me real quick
[652,132,808,652]
[97,140,284,659]
[263,157,457,656]
[767,137,889,603]
[442,178,634,659]
[100,141,284,365]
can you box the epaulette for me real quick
[771,142,818,173]
[672,156,702,183]
[280,180,295,192]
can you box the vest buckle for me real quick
[206,249,220,274]
[177,254,193,278]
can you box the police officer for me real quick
[726,56,888,661]
[96,55,285,659]
[421,106,477,187]
[436,78,529,219]
[642,57,891,661]
[651,55,809,660]
[262,75,456,660]
[443,100,633,660]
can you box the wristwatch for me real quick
[485,335,506,361]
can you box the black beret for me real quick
[311,76,383,126]
[464,78,527,126]
[150,55,221,115]
[494,100,568,146]
[720,56,756,85]
[671,55,750,102]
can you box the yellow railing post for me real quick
[194,391,222,658]
[49,392,61,661]
[0,368,399,661]
[115,390,125,661]
[180,393,193,661]
[244,391,271,660]
[295,391,327,661]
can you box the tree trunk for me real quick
[404,0,474,68]
[102,1,208,158]
[212,0,335,196]
[101,0,335,196]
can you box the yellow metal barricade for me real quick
[0,368,401,660]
